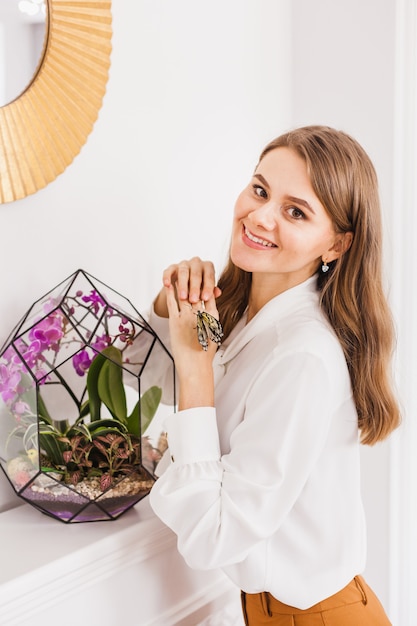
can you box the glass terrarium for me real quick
[0,270,175,523]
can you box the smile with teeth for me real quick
[244,226,277,248]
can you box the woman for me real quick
[146,126,400,624]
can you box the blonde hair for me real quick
[217,125,400,445]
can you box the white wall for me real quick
[0,0,292,505]
[291,0,397,615]
[388,1,417,623]
[0,0,401,621]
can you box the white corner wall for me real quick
[291,0,397,618]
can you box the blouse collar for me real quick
[216,275,319,367]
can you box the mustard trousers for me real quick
[240,576,392,625]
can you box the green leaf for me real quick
[37,392,53,424]
[86,351,107,422]
[41,466,64,476]
[97,347,127,424]
[88,418,129,435]
[51,419,70,434]
[70,422,92,441]
[92,426,128,439]
[141,386,162,425]
[22,422,39,452]
[126,401,140,437]
[127,386,162,436]
[38,430,66,466]
[78,399,91,419]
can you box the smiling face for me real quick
[230,147,348,294]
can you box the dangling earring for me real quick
[321,260,329,273]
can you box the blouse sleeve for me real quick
[149,350,336,570]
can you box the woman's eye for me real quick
[288,206,306,220]
[252,184,267,198]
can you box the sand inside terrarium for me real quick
[28,472,155,501]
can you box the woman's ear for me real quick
[326,231,353,262]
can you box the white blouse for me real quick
[147,276,367,609]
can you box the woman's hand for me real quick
[153,257,221,318]
[166,284,220,410]
[152,257,222,410]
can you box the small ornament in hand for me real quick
[194,301,224,351]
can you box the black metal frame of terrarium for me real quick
[0,269,175,523]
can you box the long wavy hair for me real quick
[216,125,401,445]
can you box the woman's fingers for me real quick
[165,283,181,317]
[202,293,220,318]
[162,263,181,289]
[166,284,220,359]
[162,257,221,304]
[198,260,223,302]
[177,262,194,301]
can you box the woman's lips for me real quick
[243,226,277,248]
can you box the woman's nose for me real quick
[248,202,277,230]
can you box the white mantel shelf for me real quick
[0,499,241,626]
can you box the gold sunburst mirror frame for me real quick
[0,0,112,204]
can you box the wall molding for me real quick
[0,500,239,626]
[389,0,417,623]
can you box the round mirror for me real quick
[0,0,112,204]
[0,1,48,107]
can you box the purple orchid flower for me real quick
[0,362,21,403]
[72,350,92,377]
[81,290,106,315]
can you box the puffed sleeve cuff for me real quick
[148,307,170,337]
[164,407,221,465]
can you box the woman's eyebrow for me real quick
[253,173,316,215]
[286,195,316,215]
[253,173,270,188]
